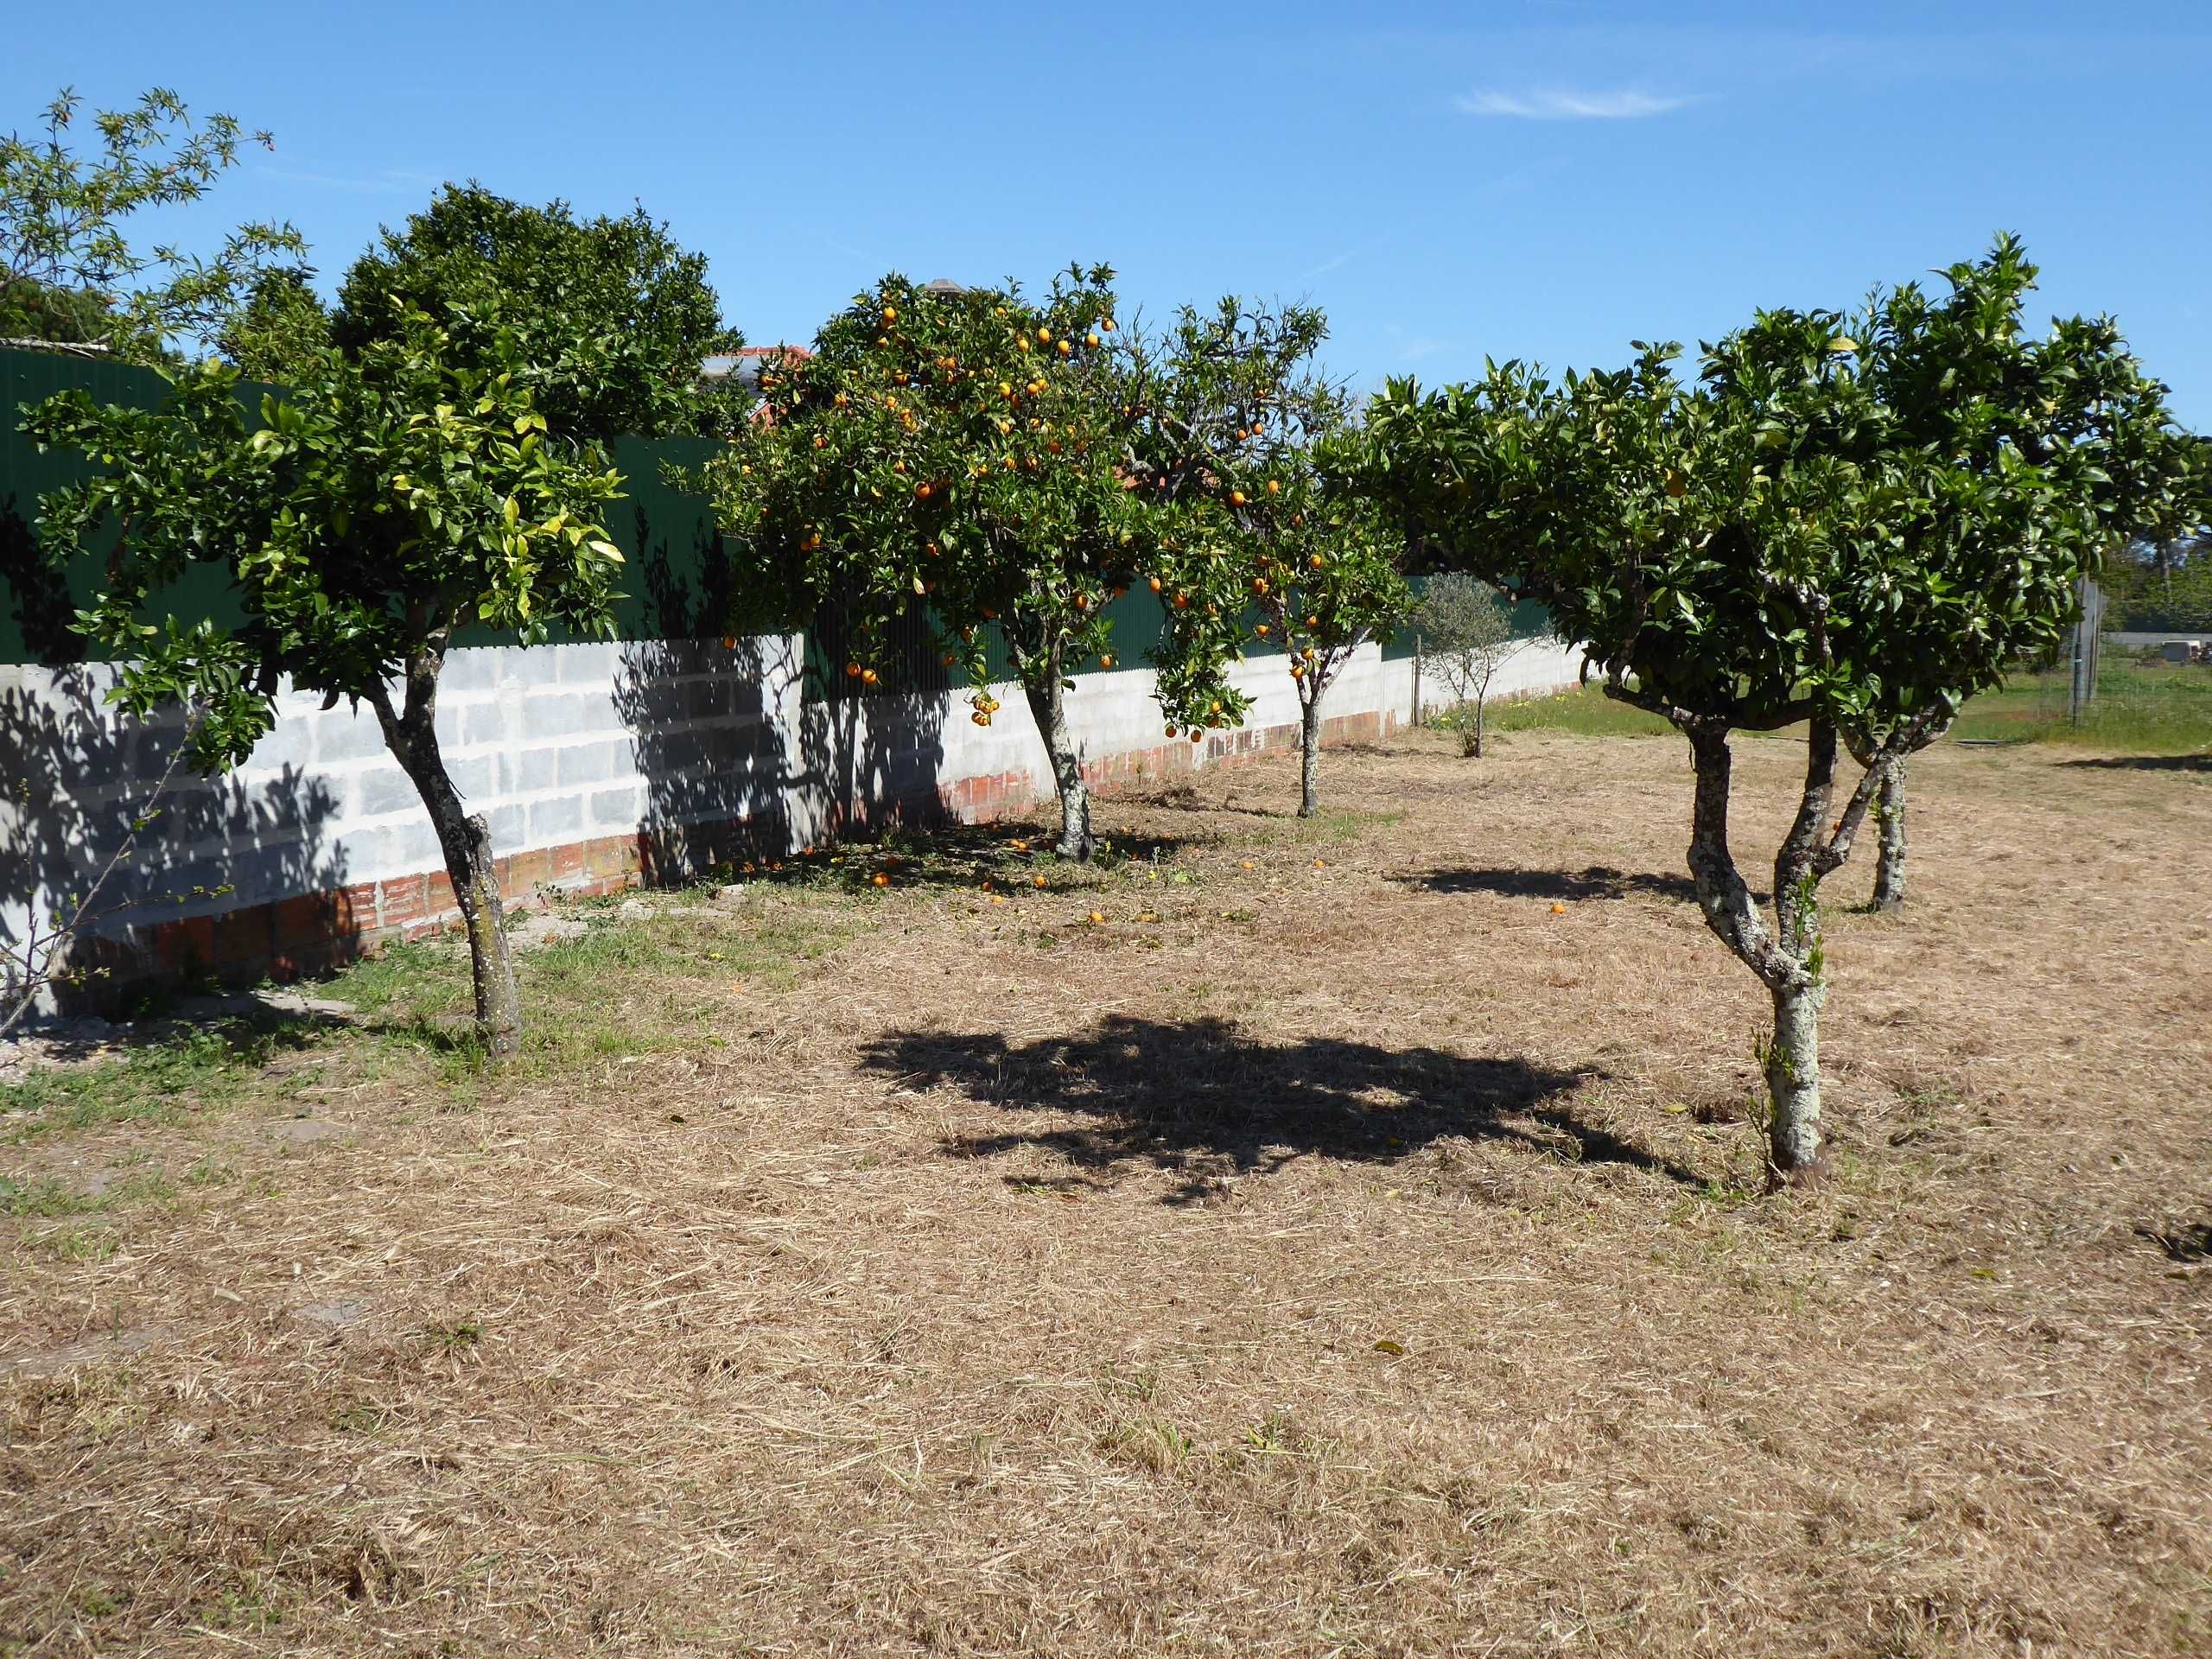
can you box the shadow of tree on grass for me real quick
[2058,753,2212,773]
[1390,864,1714,906]
[861,1014,1699,1204]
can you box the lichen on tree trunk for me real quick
[372,643,521,1057]
[1764,977,1827,1179]
[1297,689,1324,817]
[1870,753,1907,912]
[1675,717,1872,1186]
[1017,638,1093,861]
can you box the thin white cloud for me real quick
[1454,87,1696,119]
[1300,251,1353,283]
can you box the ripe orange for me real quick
[1033,874,1046,888]
[1230,489,1248,506]
[1267,479,1281,494]
[871,871,890,887]
[1088,911,1105,924]
[1309,554,1325,569]
[1148,575,1163,593]
[1099,652,1116,669]
[861,668,879,685]
[1189,730,1204,744]
[845,661,862,678]
[882,306,899,323]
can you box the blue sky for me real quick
[9,1,2209,423]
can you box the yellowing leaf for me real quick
[588,539,624,564]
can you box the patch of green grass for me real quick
[0,1173,100,1217]
[322,939,467,1022]
[1481,686,1676,739]
[0,1023,299,1142]
[1950,663,2212,753]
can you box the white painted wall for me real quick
[1,634,1584,995]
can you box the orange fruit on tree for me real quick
[1267,479,1281,494]
[1148,575,1162,593]
[845,661,862,678]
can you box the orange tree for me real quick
[1346,241,2198,1185]
[1131,299,1409,815]
[700,265,1241,859]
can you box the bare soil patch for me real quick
[3,728,2208,1656]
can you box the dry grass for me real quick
[3,728,2209,1657]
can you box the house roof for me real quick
[699,343,810,389]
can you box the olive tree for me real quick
[1408,573,1522,757]
[1351,240,2183,1183]
[702,267,1239,859]
[1133,298,1409,815]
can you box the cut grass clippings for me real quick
[1,727,2208,1656]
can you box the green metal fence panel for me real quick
[3,346,1558,677]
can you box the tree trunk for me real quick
[1681,722,1836,1186]
[1765,977,1827,1182]
[1297,687,1324,817]
[1869,752,1907,912]
[372,650,521,1056]
[1020,649,1093,861]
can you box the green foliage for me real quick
[1351,236,2202,748]
[702,266,1236,725]
[333,185,739,441]
[213,267,331,382]
[2107,537,2212,632]
[0,86,306,363]
[0,272,113,343]
[26,309,627,769]
[1484,684,1675,739]
[1135,298,1411,724]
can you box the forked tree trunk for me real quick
[1681,721,1847,1185]
[1297,687,1325,817]
[1020,645,1093,861]
[372,646,521,1056]
[1869,753,1907,912]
